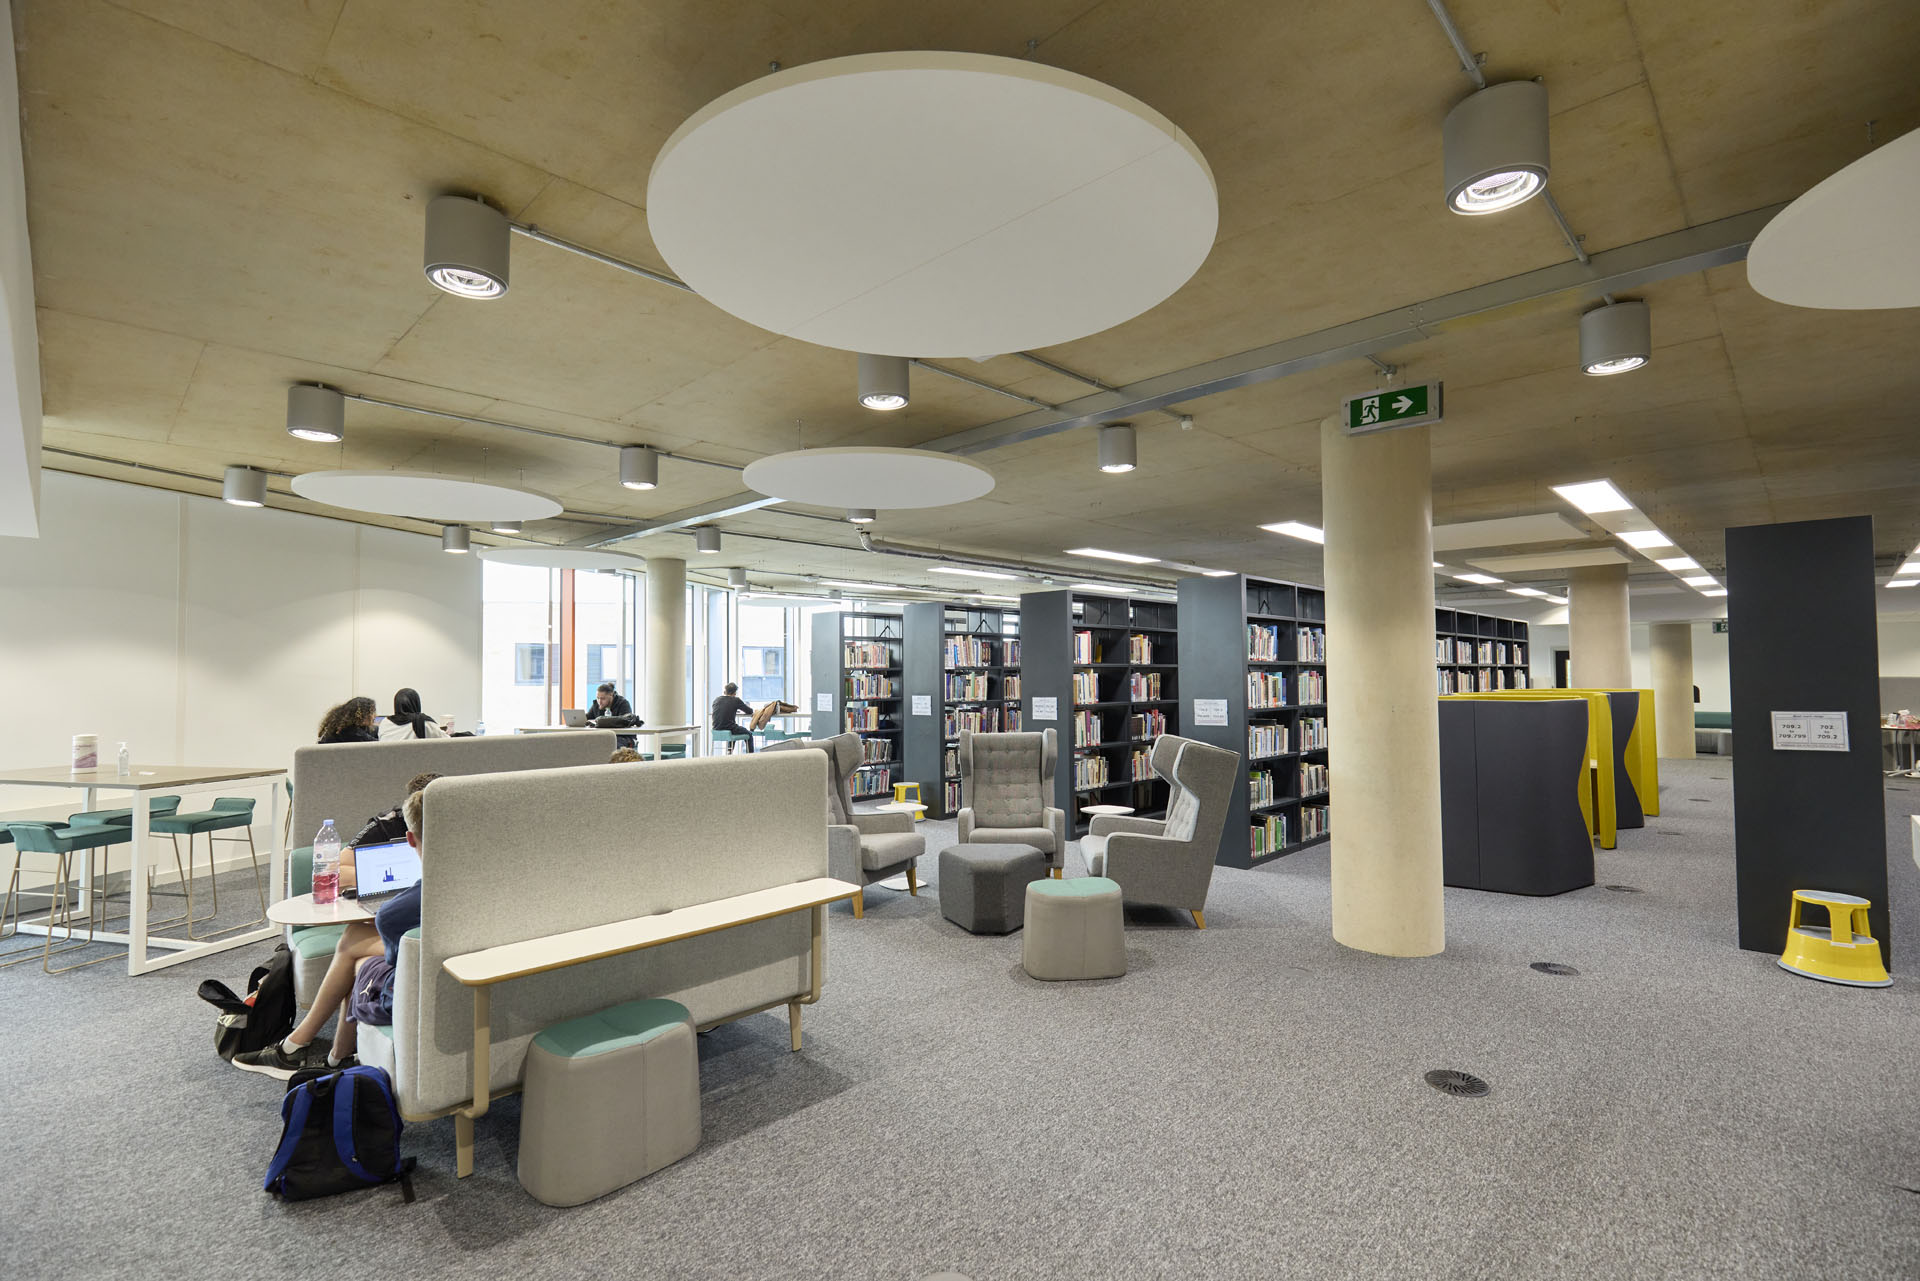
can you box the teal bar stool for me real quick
[711,729,749,755]
[659,742,689,760]
[2,821,132,972]
[149,797,264,938]
[66,797,187,929]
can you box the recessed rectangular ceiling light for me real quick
[1682,575,1717,587]
[1260,521,1325,544]
[1067,582,1124,592]
[1551,480,1632,515]
[822,579,903,592]
[1198,568,1234,577]
[1506,587,1549,597]
[1656,556,1700,572]
[1617,530,1674,550]
[1453,572,1504,585]
[1899,560,1920,575]
[1701,589,1728,597]
[928,566,1017,580]
[1888,579,1918,589]
[1065,547,1159,565]
[970,593,1019,602]
[1432,561,1444,569]
[1544,594,1569,604]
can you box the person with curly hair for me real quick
[317,696,379,745]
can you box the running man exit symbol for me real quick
[1342,381,1443,435]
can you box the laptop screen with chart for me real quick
[350,840,421,901]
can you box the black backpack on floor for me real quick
[264,1065,415,1202]
[198,944,295,1062]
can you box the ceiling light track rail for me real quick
[509,223,695,293]
[337,391,743,473]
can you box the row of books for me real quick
[944,746,958,779]
[1130,672,1163,701]
[1299,761,1328,796]
[1300,716,1328,751]
[861,738,893,763]
[1074,754,1109,792]
[1127,634,1156,663]
[1300,804,1330,841]
[1129,709,1167,740]
[943,636,996,668]
[1251,813,1290,858]
[1071,670,1101,703]
[844,705,891,732]
[1435,668,1531,694]
[1297,627,1326,663]
[1249,723,1290,759]
[1074,709,1103,748]
[943,780,963,812]
[1248,671,1289,708]
[850,770,893,798]
[944,705,1011,737]
[1248,623,1281,661]
[943,671,992,701]
[844,641,895,668]
[1249,769,1280,808]
[1127,748,1153,781]
[1296,669,1326,704]
[1072,630,1100,663]
[1006,676,1022,701]
[845,674,897,700]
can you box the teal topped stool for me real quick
[711,729,751,755]
[3,821,134,972]
[150,797,263,938]
[1022,875,1127,981]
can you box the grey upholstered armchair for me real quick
[1079,735,1239,928]
[956,729,1068,875]
[764,733,923,916]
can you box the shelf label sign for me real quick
[1342,381,1442,435]
[1193,698,1229,727]
[1031,696,1058,722]
[911,694,932,716]
[815,692,832,712]
[1770,711,1848,752]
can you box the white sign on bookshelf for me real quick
[911,694,931,716]
[1193,698,1228,727]
[815,692,832,712]
[1031,696,1058,722]
[1770,711,1849,752]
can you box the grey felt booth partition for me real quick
[1439,697,1595,896]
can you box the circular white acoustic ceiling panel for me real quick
[291,471,562,522]
[1747,126,1920,309]
[742,448,994,509]
[646,52,1218,356]
[478,547,644,572]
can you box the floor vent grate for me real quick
[1530,962,1579,976]
[1604,884,1643,893]
[1424,1069,1490,1098]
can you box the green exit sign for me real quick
[1712,620,1729,634]
[1343,381,1443,435]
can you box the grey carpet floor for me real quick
[5,758,1920,1281]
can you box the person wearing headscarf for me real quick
[378,687,447,741]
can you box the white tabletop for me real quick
[0,763,286,790]
[267,892,375,927]
[873,801,927,814]
[1081,803,1135,816]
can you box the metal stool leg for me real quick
[44,851,115,973]
[0,850,73,968]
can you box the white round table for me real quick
[267,892,375,927]
[870,802,929,890]
[1081,804,1135,817]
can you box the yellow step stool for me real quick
[892,782,923,820]
[1777,890,1891,987]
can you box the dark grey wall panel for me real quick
[1020,590,1075,819]
[902,601,943,812]
[809,612,839,740]
[1438,700,1481,887]
[1178,575,1250,865]
[1727,516,1888,962]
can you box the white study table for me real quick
[0,762,287,975]
[267,892,374,927]
[516,723,699,741]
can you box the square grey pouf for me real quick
[939,842,1048,934]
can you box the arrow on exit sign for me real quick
[1342,381,1443,435]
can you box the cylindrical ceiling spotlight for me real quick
[222,465,267,508]
[441,524,471,554]
[846,508,876,524]
[620,445,660,490]
[286,383,345,443]
[1443,81,1550,215]
[490,519,522,534]
[857,353,910,411]
[423,194,510,298]
[694,526,722,554]
[1579,300,1651,376]
[1097,422,1137,474]
[727,567,748,588]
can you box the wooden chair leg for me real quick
[906,862,918,897]
[1192,908,1207,930]
[851,888,865,919]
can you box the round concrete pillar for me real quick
[1649,621,1695,759]
[1321,415,1444,957]
[1568,564,1631,688]
[645,556,687,729]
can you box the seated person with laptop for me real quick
[234,787,430,1078]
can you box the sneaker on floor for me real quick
[231,1041,314,1079]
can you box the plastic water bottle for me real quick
[116,742,130,777]
[312,820,341,904]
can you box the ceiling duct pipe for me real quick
[852,527,1167,594]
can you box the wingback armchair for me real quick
[764,733,923,916]
[1079,735,1239,928]
[956,729,1067,875]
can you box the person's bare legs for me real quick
[332,954,384,1060]
[289,921,384,1046]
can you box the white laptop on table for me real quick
[347,840,422,906]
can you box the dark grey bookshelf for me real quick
[1435,609,1530,694]
[903,602,1021,818]
[1177,574,1329,868]
[809,609,904,800]
[1020,589,1179,834]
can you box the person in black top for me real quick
[349,772,443,847]
[711,683,755,753]
[590,682,634,719]
[317,697,379,744]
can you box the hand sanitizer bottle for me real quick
[117,742,131,777]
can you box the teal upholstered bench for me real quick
[1695,712,1732,756]
[516,998,701,1206]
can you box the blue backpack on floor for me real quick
[264,1065,415,1202]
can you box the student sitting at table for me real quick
[349,772,442,847]
[589,682,634,721]
[234,786,429,1078]
[711,683,756,753]
[377,687,447,741]
[317,697,380,745]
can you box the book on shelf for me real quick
[1247,670,1288,708]
[944,636,994,668]
[1005,639,1021,666]
[1074,709,1102,748]
[943,746,958,778]
[1128,634,1154,663]
[942,671,991,700]
[1128,709,1167,740]
[1296,627,1326,662]
[844,705,884,731]
[1006,707,1022,731]
[1251,812,1289,858]
[1296,668,1326,704]
[1248,723,1290,758]
[1248,769,1277,808]
[851,772,892,799]
[1299,760,1328,795]
[1248,623,1280,661]
[1299,717,1328,751]
[1005,675,1022,700]
[844,641,895,668]
[1074,755,1109,792]
[1435,637,1451,662]
[1300,804,1330,841]
[944,780,962,812]
[1071,670,1099,703]
[943,705,1005,737]
[1072,630,1097,663]
[861,738,892,763]
[1454,639,1474,664]
[1129,671,1162,701]
[844,673,897,699]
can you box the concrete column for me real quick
[1568,564,1631,688]
[1321,415,1443,957]
[1649,622,1695,759]
[644,557,686,728]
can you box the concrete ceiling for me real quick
[16,0,1920,621]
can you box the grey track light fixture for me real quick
[694,526,722,554]
[1443,81,1550,215]
[286,383,345,443]
[1579,300,1651,375]
[857,353,910,411]
[1097,422,1137,474]
[620,445,660,490]
[845,508,876,524]
[222,465,267,507]
[424,194,510,298]
[490,519,522,534]
[727,567,748,588]
[441,525,472,553]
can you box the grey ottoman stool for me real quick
[939,842,1048,934]
[1023,876,1126,980]
[517,997,701,1206]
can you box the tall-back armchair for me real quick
[1079,735,1239,928]
[957,729,1067,876]
[764,733,923,917]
